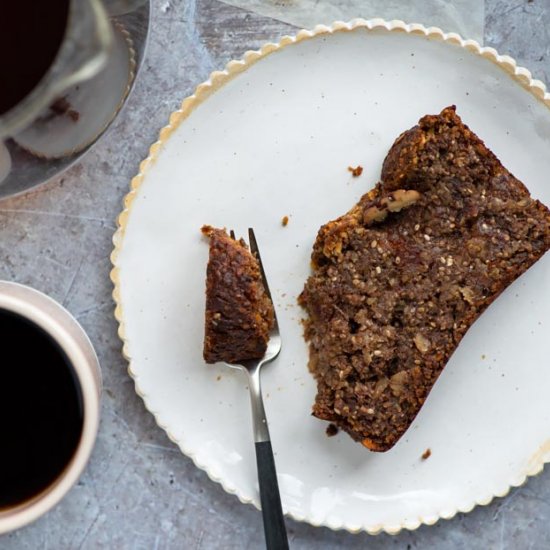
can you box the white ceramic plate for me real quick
[112,20,550,534]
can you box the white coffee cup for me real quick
[0,281,101,534]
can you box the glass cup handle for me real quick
[102,0,149,16]
[0,141,12,185]
[52,0,114,93]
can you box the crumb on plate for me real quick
[326,423,339,437]
[348,165,363,177]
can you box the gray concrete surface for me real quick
[1,1,550,548]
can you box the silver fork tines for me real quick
[247,228,282,363]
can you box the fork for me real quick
[226,228,289,550]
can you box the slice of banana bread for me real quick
[202,226,274,364]
[299,106,550,451]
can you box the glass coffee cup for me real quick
[0,0,146,194]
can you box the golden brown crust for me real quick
[300,106,550,451]
[202,226,274,363]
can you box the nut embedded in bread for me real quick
[299,106,550,451]
[202,226,274,364]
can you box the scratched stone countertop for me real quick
[2,1,550,548]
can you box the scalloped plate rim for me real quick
[110,18,550,535]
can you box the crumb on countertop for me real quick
[282,215,289,227]
[421,448,432,460]
[348,165,363,177]
[326,423,339,437]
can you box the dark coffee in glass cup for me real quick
[1,2,70,116]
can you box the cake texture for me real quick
[202,226,274,364]
[299,106,550,451]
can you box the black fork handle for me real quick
[246,359,288,549]
[255,440,289,550]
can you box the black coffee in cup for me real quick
[0,309,83,508]
[1,2,70,115]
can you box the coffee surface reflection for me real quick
[0,309,83,509]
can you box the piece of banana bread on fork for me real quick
[202,226,274,364]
